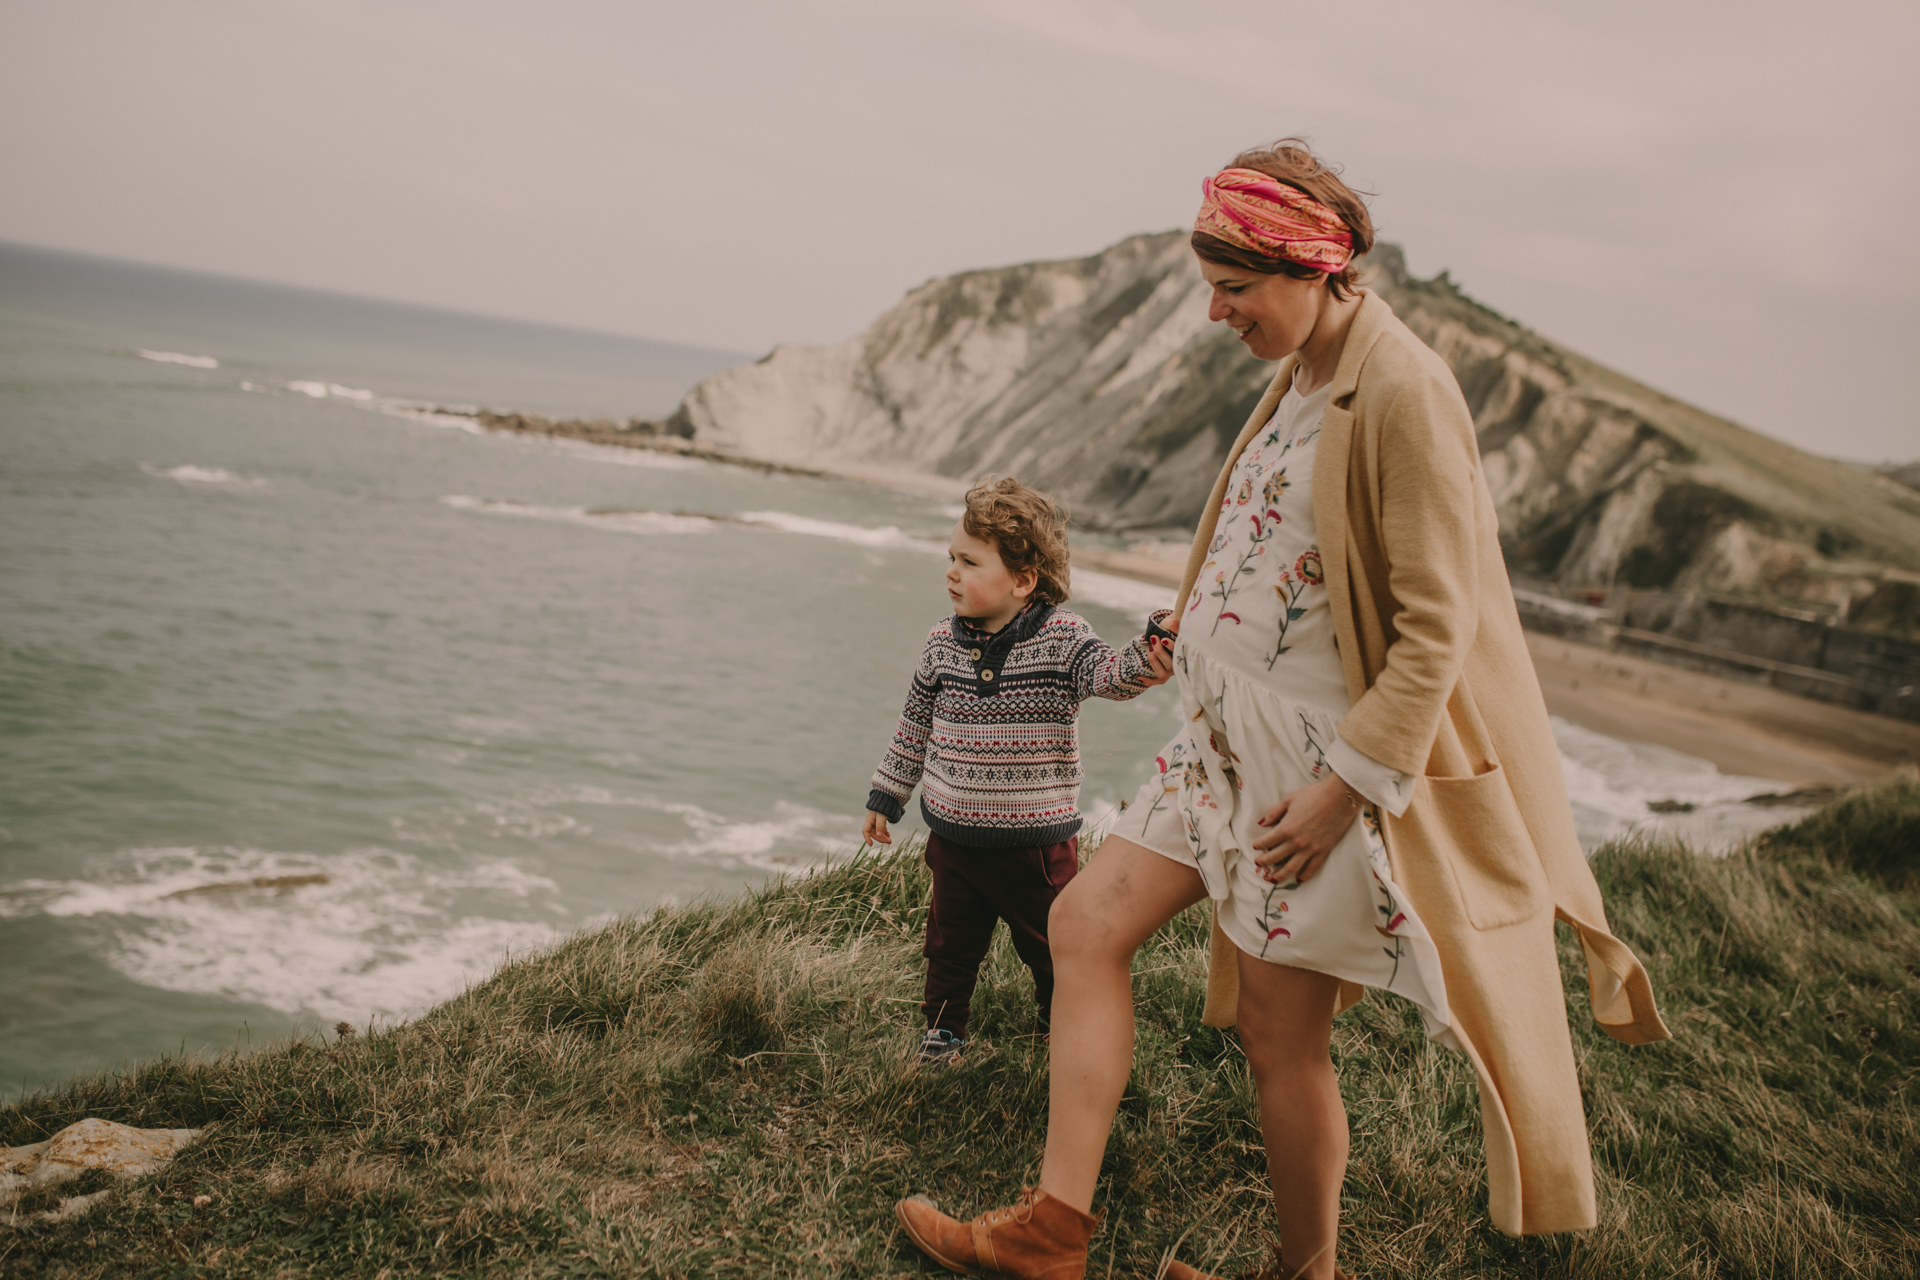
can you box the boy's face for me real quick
[947,523,1036,631]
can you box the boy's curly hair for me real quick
[962,477,1071,606]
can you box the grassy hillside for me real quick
[4,777,1917,1278]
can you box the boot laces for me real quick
[984,1188,1037,1227]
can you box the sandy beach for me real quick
[1524,633,1919,786]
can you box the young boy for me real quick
[863,477,1174,1063]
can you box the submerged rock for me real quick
[1,1118,202,1226]
[161,873,328,899]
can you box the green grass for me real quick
[4,775,1918,1278]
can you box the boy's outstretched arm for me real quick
[1074,609,1177,701]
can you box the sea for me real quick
[0,243,1791,1093]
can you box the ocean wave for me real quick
[140,463,262,487]
[650,799,857,872]
[735,510,944,552]
[1551,716,1796,851]
[439,495,716,535]
[284,380,377,400]
[1068,568,1173,620]
[368,401,492,433]
[534,435,706,469]
[137,350,218,369]
[439,495,1169,622]
[0,847,561,1024]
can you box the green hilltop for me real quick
[4,777,1919,1277]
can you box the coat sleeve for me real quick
[868,633,940,820]
[1335,365,1484,776]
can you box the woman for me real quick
[895,140,1669,1280]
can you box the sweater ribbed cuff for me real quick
[866,789,906,822]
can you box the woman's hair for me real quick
[962,477,1071,606]
[1191,138,1376,300]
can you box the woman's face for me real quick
[1198,258,1328,361]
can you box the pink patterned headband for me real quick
[1194,167,1353,273]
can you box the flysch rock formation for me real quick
[659,231,1920,632]
[1,1118,202,1226]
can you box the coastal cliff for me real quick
[660,232,1920,629]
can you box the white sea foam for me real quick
[368,400,491,433]
[280,379,376,401]
[726,511,1172,620]
[651,799,857,872]
[1550,716,1798,851]
[137,350,218,369]
[1069,567,1174,620]
[440,495,715,535]
[141,463,261,487]
[735,510,943,552]
[536,435,705,470]
[0,847,561,1024]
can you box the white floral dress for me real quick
[1122,379,1453,1036]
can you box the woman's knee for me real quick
[1236,963,1338,1075]
[1046,875,1119,963]
[1238,1015,1332,1081]
[1047,838,1202,970]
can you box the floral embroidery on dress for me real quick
[1260,885,1292,956]
[1209,510,1277,633]
[1179,757,1215,806]
[1267,543,1324,669]
[1261,467,1289,509]
[1143,743,1187,826]
[1297,713,1331,779]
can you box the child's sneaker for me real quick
[913,1029,966,1065]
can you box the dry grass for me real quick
[3,775,1917,1278]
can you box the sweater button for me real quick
[970,648,982,660]
[981,670,995,681]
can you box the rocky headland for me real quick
[451,232,1920,732]
[646,233,1920,635]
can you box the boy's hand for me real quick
[1140,637,1176,687]
[862,811,893,846]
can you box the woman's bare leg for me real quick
[1236,952,1345,1280]
[1037,836,1206,1212]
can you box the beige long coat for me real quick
[1174,290,1670,1237]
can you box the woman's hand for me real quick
[1251,773,1361,885]
[862,811,892,846]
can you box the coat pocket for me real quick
[1421,765,1550,931]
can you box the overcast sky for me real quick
[2,0,1914,461]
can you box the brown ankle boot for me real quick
[895,1186,1098,1279]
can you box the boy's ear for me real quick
[1013,568,1039,600]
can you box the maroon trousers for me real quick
[921,831,1080,1037]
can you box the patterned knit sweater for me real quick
[866,603,1165,847]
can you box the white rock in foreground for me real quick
[1,1117,201,1226]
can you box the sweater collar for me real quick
[954,600,1054,649]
